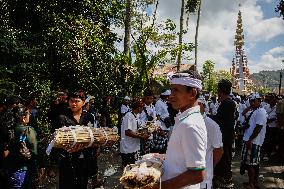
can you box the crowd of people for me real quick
[0,70,284,189]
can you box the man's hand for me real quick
[67,143,84,153]
[141,183,159,189]
[246,140,252,150]
[3,150,9,158]
[140,132,150,140]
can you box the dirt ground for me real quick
[37,144,284,189]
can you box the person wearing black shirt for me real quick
[211,79,236,188]
[52,91,101,189]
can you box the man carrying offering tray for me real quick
[120,98,150,168]
[50,90,103,189]
[143,71,207,189]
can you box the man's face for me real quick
[250,99,261,108]
[169,84,193,112]
[58,93,68,103]
[124,99,130,105]
[69,97,85,112]
[138,106,144,114]
[144,96,154,106]
[217,89,222,99]
[205,96,209,101]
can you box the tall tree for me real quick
[185,0,201,70]
[276,0,284,19]
[124,0,132,56]
[194,0,201,70]
[177,0,185,72]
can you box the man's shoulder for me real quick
[204,116,219,128]
[124,111,134,118]
[181,113,206,130]
[251,108,267,122]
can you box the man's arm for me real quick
[125,129,149,140]
[246,124,263,150]
[143,169,205,189]
[213,147,223,167]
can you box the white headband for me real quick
[124,96,131,100]
[161,90,171,96]
[170,77,203,90]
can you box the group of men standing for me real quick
[119,70,283,189]
[120,71,231,189]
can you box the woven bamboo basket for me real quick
[46,126,119,154]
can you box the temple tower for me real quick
[230,10,252,95]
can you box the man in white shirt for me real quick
[155,90,171,130]
[204,93,210,115]
[151,90,171,153]
[120,98,149,167]
[140,90,157,154]
[209,96,218,116]
[143,71,207,189]
[198,100,223,189]
[120,96,131,116]
[241,92,268,189]
[140,90,156,124]
[263,93,278,160]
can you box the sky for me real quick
[155,0,284,73]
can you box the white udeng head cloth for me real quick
[170,73,202,90]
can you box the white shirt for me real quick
[238,103,247,124]
[139,104,156,124]
[120,112,140,154]
[261,102,268,109]
[162,106,207,189]
[155,99,170,130]
[209,102,218,116]
[243,108,268,146]
[201,115,223,189]
[204,101,210,115]
[266,105,277,128]
[121,104,130,114]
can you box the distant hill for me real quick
[251,69,284,90]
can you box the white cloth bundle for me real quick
[120,154,164,189]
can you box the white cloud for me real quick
[267,46,284,55]
[249,46,284,73]
[117,0,284,74]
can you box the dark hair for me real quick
[13,104,29,121]
[143,89,154,97]
[131,98,144,109]
[5,96,20,106]
[69,90,86,101]
[186,86,200,99]
[218,79,232,95]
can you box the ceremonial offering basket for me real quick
[46,126,119,155]
[120,153,164,189]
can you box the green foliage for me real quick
[251,69,284,90]
[276,0,284,19]
[0,0,125,155]
[128,1,194,96]
[202,60,233,95]
[202,60,215,92]
[257,87,271,96]
[185,0,200,13]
